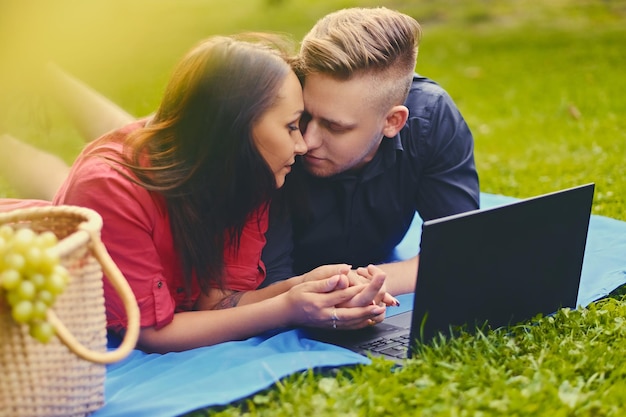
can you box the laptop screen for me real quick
[408,183,594,349]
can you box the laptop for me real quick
[305,183,595,362]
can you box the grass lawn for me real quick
[1,0,625,415]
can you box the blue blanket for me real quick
[94,193,626,417]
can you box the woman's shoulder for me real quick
[54,118,165,214]
[73,118,151,174]
[84,118,148,155]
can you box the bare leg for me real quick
[0,134,70,201]
[0,65,136,200]
[46,63,135,141]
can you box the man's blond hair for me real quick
[296,7,422,111]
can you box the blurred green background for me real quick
[1,0,625,221]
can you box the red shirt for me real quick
[53,121,267,333]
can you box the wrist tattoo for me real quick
[215,291,244,309]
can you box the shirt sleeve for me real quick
[54,154,177,333]
[407,81,480,221]
[220,206,269,292]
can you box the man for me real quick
[262,7,479,296]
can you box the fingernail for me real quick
[394,297,400,307]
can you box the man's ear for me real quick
[382,105,409,138]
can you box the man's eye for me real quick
[328,125,347,134]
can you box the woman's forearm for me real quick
[135,275,386,354]
[197,264,352,310]
[195,275,301,310]
[237,276,301,305]
[138,293,292,353]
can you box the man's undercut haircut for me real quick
[297,7,422,112]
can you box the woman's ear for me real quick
[382,105,409,138]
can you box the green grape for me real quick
[24,246,43,270]
[16,279,36,300]
[11,299,33,323]
[36,231,58,248]
[30,273,46,289]
[31,300,48,320]
[39,248,60,273]
[4,252,25,271]
[45,272,67,295]
[0,269,21,291]
[5,289,21,306]
[1,225,67,344]
[37,289,56,306]
[29,320,55,344]
[12,228,36,252]
[0,224,14,239]
[53,264,70,283]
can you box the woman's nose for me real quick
[294,130,307,155]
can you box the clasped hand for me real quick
[289,264,395,330]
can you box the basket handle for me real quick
[47,228,141,364]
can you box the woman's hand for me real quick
[285,274,386,330]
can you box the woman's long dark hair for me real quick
[116,36,295,294]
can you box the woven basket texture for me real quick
[1,208,108,417]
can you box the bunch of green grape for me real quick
[0,224,70,343]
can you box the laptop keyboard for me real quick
[358,334,410,359]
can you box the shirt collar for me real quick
[353,132,404,182]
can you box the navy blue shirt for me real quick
[262,75,480,283]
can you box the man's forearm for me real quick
[375,255,419,296]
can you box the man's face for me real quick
[299,73,387,178]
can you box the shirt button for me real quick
[157,281,163,289]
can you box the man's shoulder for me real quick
[410,74,442,91]
[397,74,470,151]
[402,75,464,128]
[405,74,449,108]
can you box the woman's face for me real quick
[252,71,307,188]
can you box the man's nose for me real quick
[303,121,321,150]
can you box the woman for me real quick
[51,35,387,353]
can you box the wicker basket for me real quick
[0,205,140,417]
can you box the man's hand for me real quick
[346,265,399,307]
[298,264,352,286]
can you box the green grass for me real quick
[196,294,626,417]
[419,25,626,220]
[1,1,625,415]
